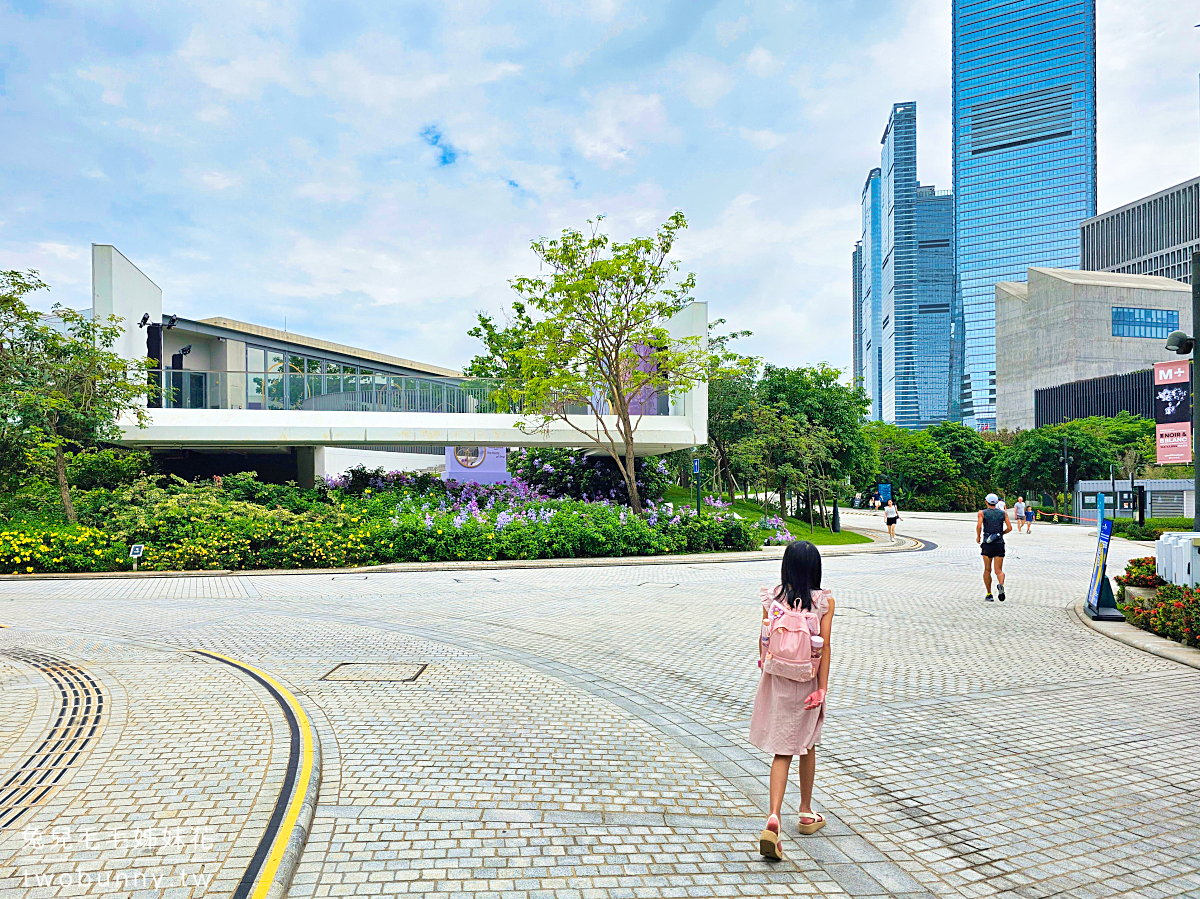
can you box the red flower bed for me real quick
[1120,581,1200,648]
[1114,556,1165,589]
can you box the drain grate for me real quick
[320,663,428,682]
[0,648,105,830]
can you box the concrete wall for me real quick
[92,244,162,361]
[996,268,1192,430]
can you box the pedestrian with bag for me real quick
[883,499,901,543]
[976,492,1012,602]
[751,540,835,860]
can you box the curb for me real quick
[191,651,322,899]
[1070,600,1200,672]
[0,529,924,581]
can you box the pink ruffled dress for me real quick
[749,585,830,756]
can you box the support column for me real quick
[296,446,325,489]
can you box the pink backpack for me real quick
[762,598,823,681]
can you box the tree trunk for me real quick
[807,483,814,535]
[623,442,641,513]
[54,442,77,524]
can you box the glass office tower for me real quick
[881,102,955,428]
[852,242,864,388]
[953,0,1096,429]
[860,168,883,421]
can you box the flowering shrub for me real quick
[757,515,795,546]
[0,526,130,574]
[1114,556,1165,589]
[507,449,671,505]
[1120,582,1200,648]
[0,471,757,573]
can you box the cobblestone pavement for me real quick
[0,515,1197,898]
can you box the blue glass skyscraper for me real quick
[953,0,1096,429]
[881,102,954,428]
[860,168,883,421]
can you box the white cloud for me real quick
[77,66,131,105]
[739,127,786,150]
[744,47,782,77]
[200,171,239,190]
[574,89,678,167]
[715,16,750,46]
[672,55,734,108]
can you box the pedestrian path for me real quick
[0,516,1195,897]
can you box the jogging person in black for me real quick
[976,492,1012,602]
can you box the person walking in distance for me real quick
[977,493,1012,602]
[1013,496,1027,534]
[751,541,835,860]
[884,499,901,543]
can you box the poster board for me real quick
[1154,360,1192,464]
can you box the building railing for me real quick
[149,370,675,416]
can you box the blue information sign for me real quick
[693,458,700,474]
[1086,510,1113,614]
[878,483,892,501]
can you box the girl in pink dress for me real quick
[751,540,834,859]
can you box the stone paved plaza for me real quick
[1,513,1198,898]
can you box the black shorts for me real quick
[981,539,1005,558]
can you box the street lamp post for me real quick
[1059,436,1073,516]
[1163,249,1200,532]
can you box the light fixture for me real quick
[1166,330,1194,355]
[165,315,179,330]
[180,345,192,356]
[137,313,150,328]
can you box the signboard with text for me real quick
[1154,361,1193,464]
[1085,517,1114,615]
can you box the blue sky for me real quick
[1,0,1197,374]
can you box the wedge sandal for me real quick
[797,812,826,835]
[758,814,784,859]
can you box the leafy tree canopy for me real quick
[862,421,960,501]
[756,363,873,486]
[991,420,1116,503]
[499,212,710,513]
[926,420,995,485]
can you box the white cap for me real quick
[985,493,999,505]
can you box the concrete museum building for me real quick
[994,267,1192,431]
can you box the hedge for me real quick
[1111,517,1194,541]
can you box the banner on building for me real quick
[1153,361,1192,464]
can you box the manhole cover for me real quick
[321,663,428,682]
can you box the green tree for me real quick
[756,363,873,487]
[0,271,150,522]
[991,422,1115,513]
[926,421,995,484]
[463,300,535,379]
[862,421,961,503]
[504,213,710,513]
[1070,412,1153,455]
[729,402,805,517]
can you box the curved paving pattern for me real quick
[0,649,105,831]
[0,515,1196,897]
[0,637,291,899]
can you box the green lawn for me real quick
[662,487,872,546]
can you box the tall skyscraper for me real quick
[860,168,883,421]
[852,103,954,428]
[852,242,864,388]
[880,103,955,428]
[952,0,1097,429]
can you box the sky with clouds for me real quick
[1,0,1197,375]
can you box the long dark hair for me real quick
[780,540,822,611]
